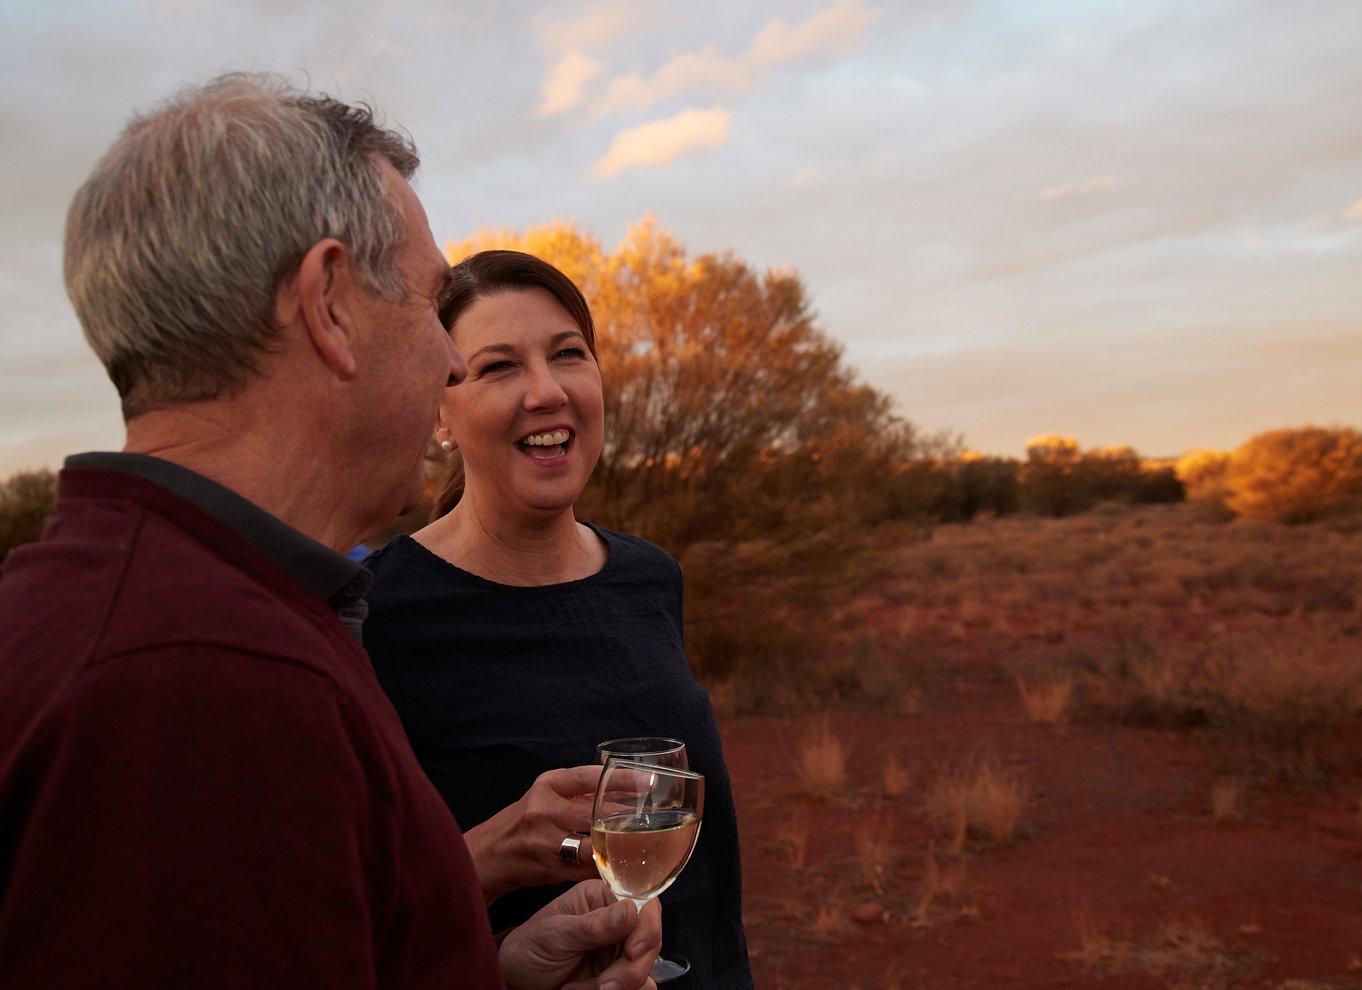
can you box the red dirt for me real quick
[721,647,1362,988]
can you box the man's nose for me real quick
[445,336,469,387]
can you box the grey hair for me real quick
[63,71,421,419]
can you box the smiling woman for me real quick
[360,250,754,988]
[434,282,605,543]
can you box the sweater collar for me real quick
[64,452,371,611]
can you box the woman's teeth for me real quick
[522,429,571,447]
[519,429,571,458]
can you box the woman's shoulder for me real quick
[361,533,422,576]
[585,523,679,571]
[361,533,470,600]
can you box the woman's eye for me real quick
[480,360,513,374]
[555,347,587,360]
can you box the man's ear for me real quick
[290,238,360,380]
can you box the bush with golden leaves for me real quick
[1223,425,1362,523]
[1175,448,1232,512]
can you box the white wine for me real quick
[591,810,702,905]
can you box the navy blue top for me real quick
[362,523,752,988]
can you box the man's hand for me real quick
[498,880,661,990]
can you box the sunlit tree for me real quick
[1224,426,1362,523]
[1023,433,1090,516]
[1176,448,1232,513]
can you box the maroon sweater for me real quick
[0,465,502,988]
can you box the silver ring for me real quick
[559,833,587,865]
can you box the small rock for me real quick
[851,902,885,925]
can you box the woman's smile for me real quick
[517,428,574,461]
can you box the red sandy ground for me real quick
[720,648,1362,988]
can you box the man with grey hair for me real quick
[0,73,659,989]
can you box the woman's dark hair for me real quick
[430,250,598,520]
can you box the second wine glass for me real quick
[596,736,687,769]
[591,757,704,983]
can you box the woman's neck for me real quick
[414,500,606,587]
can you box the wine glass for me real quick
[596,736,688,769]
[591,758,704,984]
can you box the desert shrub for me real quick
[0,468,58,560]
[1092,628,1362,771]
[1130,463,1184,503]
[1176,448,1233,515]
[933,453,1021,521]
[1223,425,1362,524]
[679,531,872,712]
[1089,635,1210,729]
[1206,638,1362,764]
[1082,445,1144,502]
[1022,434,1093,517]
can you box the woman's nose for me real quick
[523,363,568,409]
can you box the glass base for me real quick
[652,954,691,983]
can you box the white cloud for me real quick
[531,0,650,54]
[790,149,897,187]
[790,162,841,187]
[588,0,881,117]
[537,50,605,116]
[749,0,879,65]
[590,107,733,180]
[1344,196,1362,221]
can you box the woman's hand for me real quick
[465,765,603,904]
[499,880,661,990]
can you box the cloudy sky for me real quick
[2,0,1359,476]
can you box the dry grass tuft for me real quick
[1063,907,1230,981]
[895,685,926,716]
[1056,904,1231,985]
[925,754,1028,851]
[775,814,810,870]
[1063,900,1130,968]
[1146,872,1173,891]
[795,718,849,799]
[810,896,851,936]
[909,846,968,927]
[1016,674,1074,726]
[1142,916,1227,975]
[707,679,738,720]
[1210,778,1245,822]
[855,821,894,894]
[882,754,912,799]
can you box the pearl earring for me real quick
[440,439,454,452]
